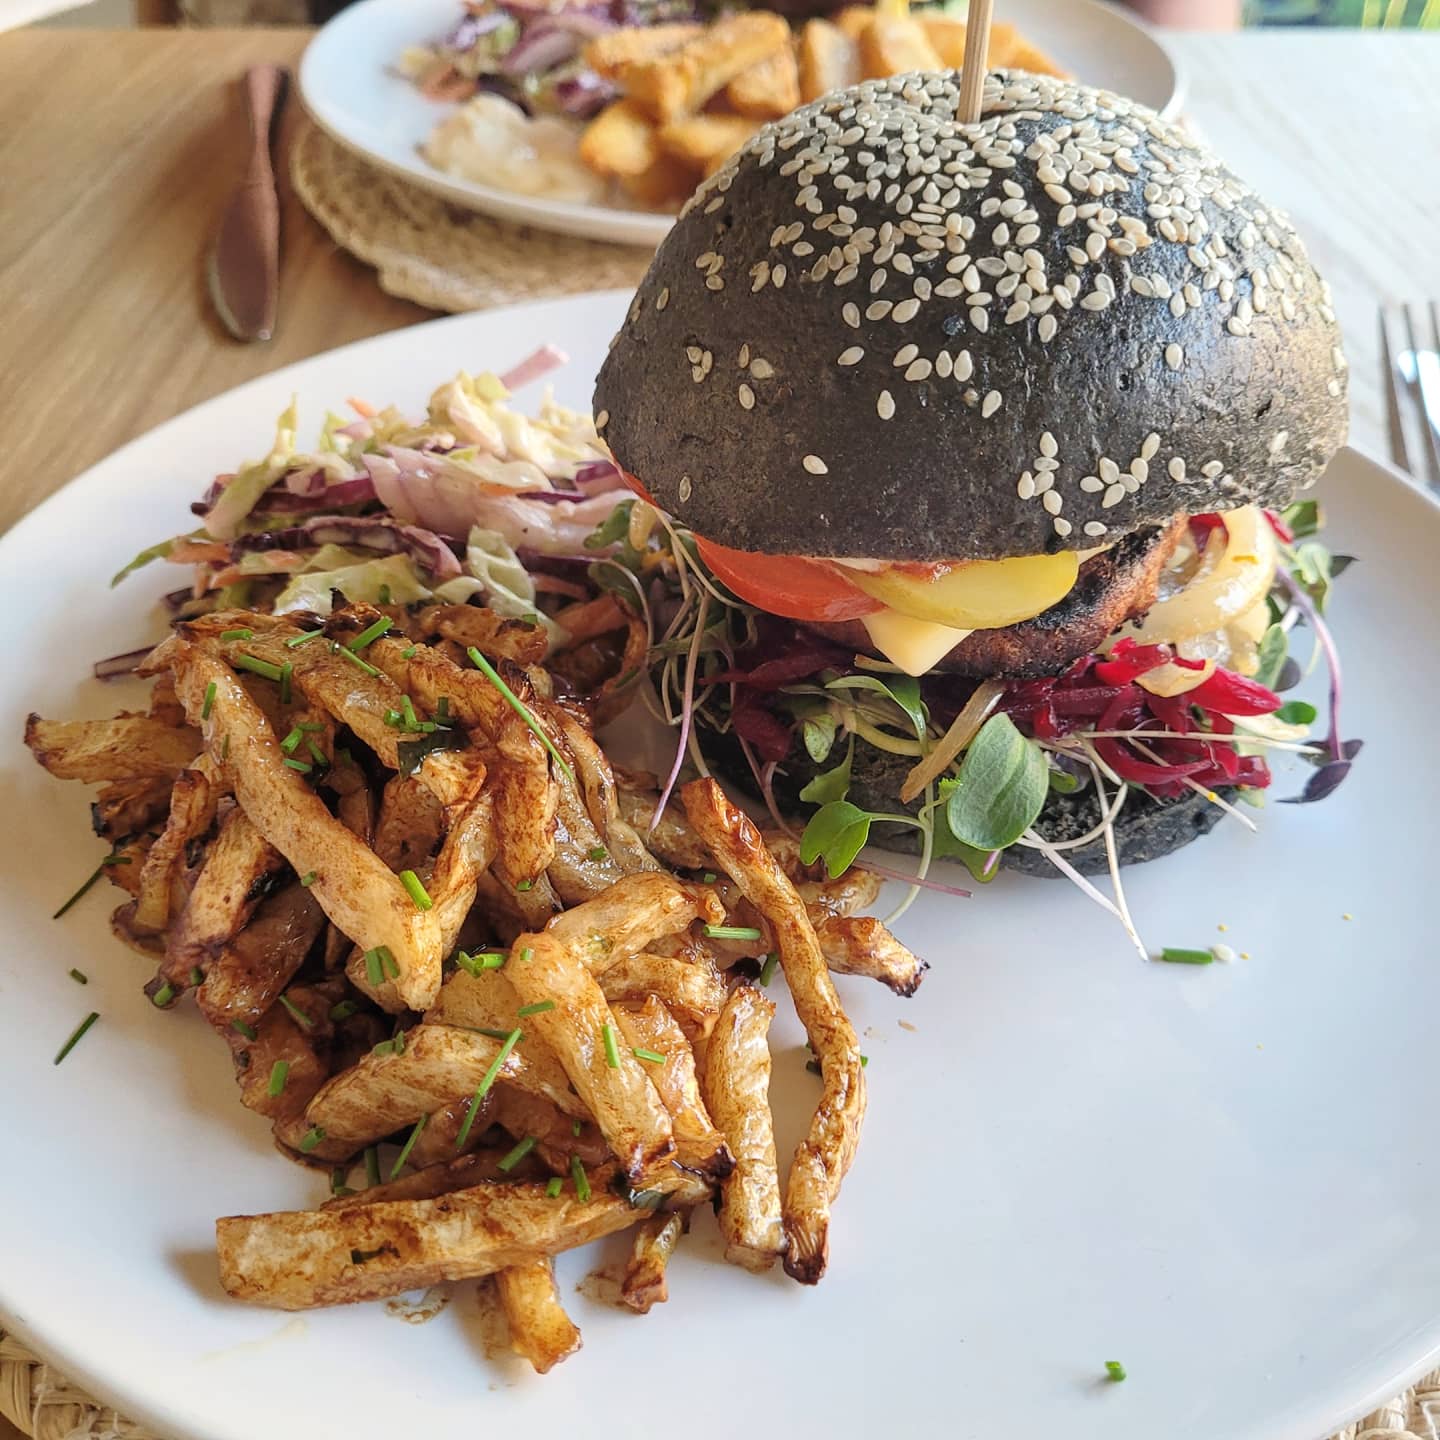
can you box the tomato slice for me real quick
[695,535,882,622]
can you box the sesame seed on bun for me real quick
[594,69,1348,562]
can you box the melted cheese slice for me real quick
[862,610,974,677]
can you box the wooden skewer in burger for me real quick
[594,31,1349,878]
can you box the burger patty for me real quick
[800,515,1187,679]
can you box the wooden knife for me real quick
[208,65,290,343]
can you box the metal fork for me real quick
[1380,301,1440,488]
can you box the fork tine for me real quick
[1381,306,1411,474]
[1424,301,1440,488]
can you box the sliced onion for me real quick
[898,678,1004,804]
[1119,506,1275,648]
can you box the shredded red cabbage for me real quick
[229,515,463,581]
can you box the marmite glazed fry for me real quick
[217,1168,711,1309]
[682,778,866,1285]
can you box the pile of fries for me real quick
[579,2,1066,209]
[27,598,926,1372]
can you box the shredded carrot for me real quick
[347,397,377,419]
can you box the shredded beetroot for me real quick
[999,653,1279,798]
[731,698,794,763]
[1094,637,1205,686]
[708,648,849,691]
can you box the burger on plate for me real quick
[593,68,1353,887]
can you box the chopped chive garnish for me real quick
[497,1135,537,1173]
[299,1125,327,1154]
[54,1011,99,1065]
[393,1028,406,1054]
[221,733,230,760]
[337,645,381,678]
[402,644,417,659]
[515,879,533,892]
[437,696,450,720]
[381,948,400,980]
[1157,947,1214,965]
[546,1176,563,1199]
[399,869,433,911]
[285,629,324,648]
[299,870,318,887]
[572,1117,582,1137]
[632,1047,666,1064]
[702,925,763,942]
[702,872,717,884]
[602,1023,620,1069]
[68,968,87,985]
[267,1059,289,1096]
[758,952,780,987]
[388,1114,428,1180]
[282,758,313,774]
[201,681,217,720]
[519,946,534,963]
[478,951,506,969]
[152,983,175,1007]
[466,646,576,785]
[330,1167,351,1196]
[299,721,324,731]
[235,653,284,682]
[189,966,204,987]
[219,627,253,641]
[517,1000,555,1017]
[588,846,609,862]
[52,854,130,920]
[454,1027,523,1149]
[348,616,393,651]
[232,1018,258,1040]
[279,994,314,1029]
[279,662,294,705]
[1105,1361,1127,1383]
[454,951,481,978]
[280,726,304,754]
[401,696,419,730]
[371,1038,396,1058]
[805,1059,822,1076]
[472,1026,514,1040]
[306,739,329,769]
[364,947,385,986]
[570,1155,591,1202]
[377,584,391,605]
[384,709,403,728]
[364,1146,381,1187]
[329,999,358,1022]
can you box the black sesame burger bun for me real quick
[594,69,1348,564]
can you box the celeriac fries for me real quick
[29,378,929,1369]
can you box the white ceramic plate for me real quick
[1,292,1433,1440]
[298,0,1184,250]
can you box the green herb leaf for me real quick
[799,736,854,806]
[583,499,634,550]
[944,713,1049,851]
[497,1135,537,1172]
[1157,947,1214,965]
[54,1011,100,1065]
[399,869,433,911]
[801,712,838,763]
[1253,624,1289,690]
[825,673,927,739]
[1292,540,1335,612]
[931,794,1003,884]
[1275,700,1318,725]
[1105,1361,1127,1383]
[1282,498,1322,538]
[1048,765,1080,794]
[798,799,872,879]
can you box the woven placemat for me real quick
[289,123,651,313]
[1,1325,1435,1439]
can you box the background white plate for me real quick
[299,0,1184,249]
[2,293,1434,1440]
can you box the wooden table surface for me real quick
[0,26,1438,1436]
